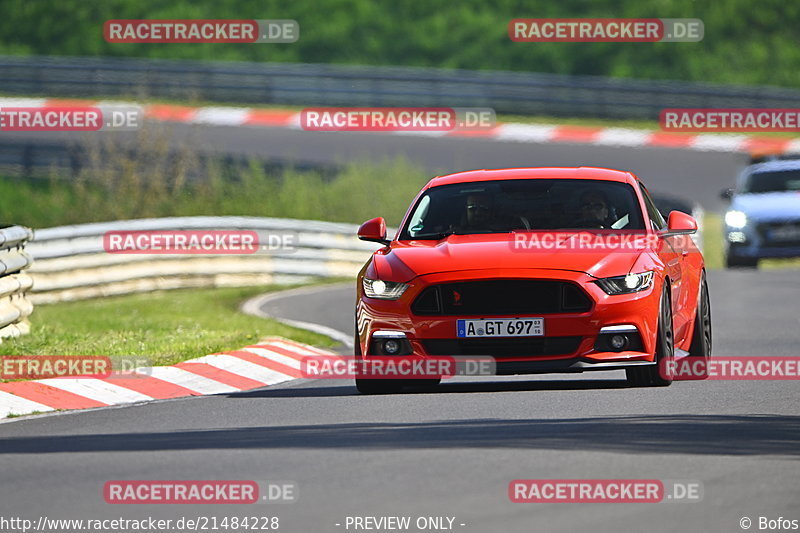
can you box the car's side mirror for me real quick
[358,217,390,245]
[719,188,734,200]
[665,211,698,235]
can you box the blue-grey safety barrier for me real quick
[2,55,799,119]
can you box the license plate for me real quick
[456,318,544,338]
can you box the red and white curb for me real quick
[2,97,798,155]
[0,337,334,419]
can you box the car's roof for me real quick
[747,159,800,174]
[426,167,638,188]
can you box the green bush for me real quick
[0,0,798,88]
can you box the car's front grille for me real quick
[757,220,800,247]
[421,336,582,357]
[411,280,592,316]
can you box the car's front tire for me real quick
[627,283,674,387]
[725,250,758,269]
[687,272,712,378]
[355,377,404,394]
[408,378,442,389]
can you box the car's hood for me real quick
[732,192,800,221]
[373,233,645,281]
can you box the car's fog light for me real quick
[610,335,628,350]
[727,231,746,243]
[595,326,642,353]
[383,339,401,355]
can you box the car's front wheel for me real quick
[725,251,758,269]
[355,377,404,394]
[687,272,712,378]
[627,283,674,387]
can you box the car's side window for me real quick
[639,183,666,231]
[407,195,431,237]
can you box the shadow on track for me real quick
[228,378,631,398]
[2,414,798,457]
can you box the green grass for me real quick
[762,258,800,269]
[702,213,724,270]
[5,411,51,418]
[0,284,341,369]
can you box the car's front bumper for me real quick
[493,358,656,375]
[725,219,800,259]
[727,243,800,259]
[356,268,662,374]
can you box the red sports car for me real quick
[354,167,711,393]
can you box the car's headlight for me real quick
[724,210,748,229]
[595,271,654,295]
[363,278,409,300]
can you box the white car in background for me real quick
[721,157,800,268]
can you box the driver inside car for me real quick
[578,189,613,227]
[461,192,530,232]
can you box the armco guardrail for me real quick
[0,225,34,341]
[25,215,705,305]
[26,217,379,304]
[3,55,800,120]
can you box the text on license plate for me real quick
[456,318,544,338]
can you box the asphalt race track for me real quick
[3,122,750,210]
[0,129,797,533]
[1,271,798,532]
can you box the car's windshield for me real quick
[400,179,645,240]
[742,170,800,194]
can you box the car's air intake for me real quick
[411,279,592,316]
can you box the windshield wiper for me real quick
[413,229,522,239]
[412,230,464,240]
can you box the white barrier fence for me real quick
[26,217,379,304]
[23,213,705,307]
[0,225,34,342]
